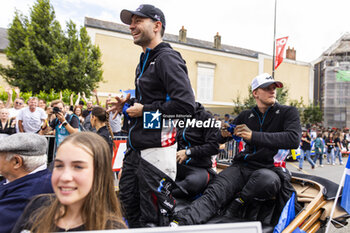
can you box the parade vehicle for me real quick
[213,144,350,233]
[111,138,349,233]
[214,162,350,233]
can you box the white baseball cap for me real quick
[251,73,283,91]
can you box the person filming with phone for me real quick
[50,100,79,150]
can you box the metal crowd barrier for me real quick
[45,134,238,167]
[217,140,239,163]
[44,135,129,163]
[114,136,128,141]
[44,135,56,163]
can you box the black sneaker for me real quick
[223,198,244,219]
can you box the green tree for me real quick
[289,97,323,125]
[290,97,306,123]
[232,86,256,115]
[276,86,289,105]
[0,0,103,95]
[302,104,323,125]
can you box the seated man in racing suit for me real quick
[172,102,220,198]
[173,73,301,226]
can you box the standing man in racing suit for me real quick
[112,4,195,228]
[174,73,301,226]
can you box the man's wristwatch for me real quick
[185,148,191,156]
[62,121,68,127]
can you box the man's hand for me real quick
[107,93,131,119]
[176,150,188,164]
[234,124,252,141]
[5,87,12,95]
[11,120,16,127]
[126,103,143,117]
[221,122,233,138]
[47,130,54,135]
[14,87,20,95]
[107,94,111,103]
[56,112,65,123]
[221,129,233,138]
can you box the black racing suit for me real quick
[119,42,195,228]
[127,42,195,150]
[173,102,220,198]
[175,102,301,225]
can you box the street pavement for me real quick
[286,156,348,184]
[286,156,349,233]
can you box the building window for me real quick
[334,112,346,122]
[197,62,216,101]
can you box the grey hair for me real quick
[28,97,38,103]
[5,153,47,172]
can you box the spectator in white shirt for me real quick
[17,97,47,134]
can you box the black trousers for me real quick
[173,164,211,198]
[176,162,281,225]
[119,150,176,228]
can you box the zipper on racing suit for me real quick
[182,127,192,164]
[244,107,272,160]
[128,48,151,150]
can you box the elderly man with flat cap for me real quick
[0,133,53,233]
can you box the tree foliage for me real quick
[0,87,77,104]
[303,104,323,125]
[290,97,323,125]
[0,0,103,95]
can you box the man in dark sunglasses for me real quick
[8,98,25,133]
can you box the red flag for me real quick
[275,36,288,70]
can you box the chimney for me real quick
[214,32,221,49]
[286,46,296,60]
[179,26,187,43]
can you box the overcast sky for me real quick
[1,0,350,62]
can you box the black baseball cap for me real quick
[120,4,166,29]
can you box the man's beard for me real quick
[133,32,152,47]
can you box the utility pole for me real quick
[272,0,277,78]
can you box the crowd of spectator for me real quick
[311,125,350,164]
[0,87,123,142]
[300,125,350,165]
